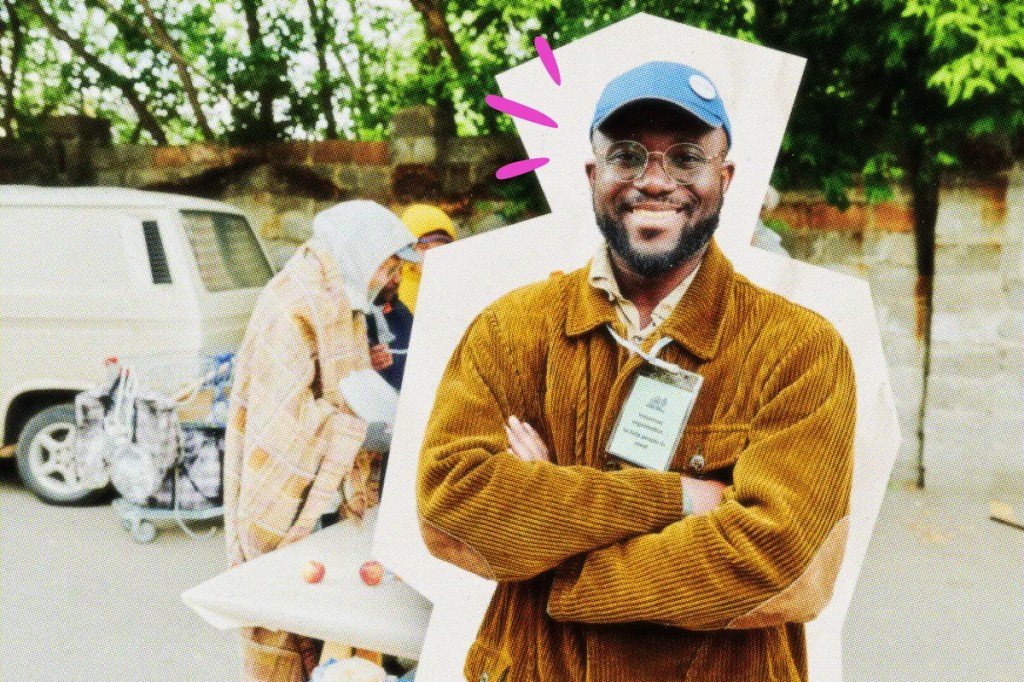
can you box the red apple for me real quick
[359,560,385,586]
[302,560,326,584]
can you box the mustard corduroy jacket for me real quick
[417,240,856,682]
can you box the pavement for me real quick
[0,459,240,682]
[3,455,1021,681]
[842,459,1024,681]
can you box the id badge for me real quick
[607,364,703,471]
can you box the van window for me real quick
[181,211,272,292]
[142,220,173,284]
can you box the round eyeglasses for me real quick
[597,140,726,185]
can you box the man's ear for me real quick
[720,161,736,195]
[585,160,596,190]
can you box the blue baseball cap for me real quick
[591,61,732,147]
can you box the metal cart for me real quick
[112,419,226,543]
[78,354,233,543]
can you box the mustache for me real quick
[616,195,692,211]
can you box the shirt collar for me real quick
[567,239,734,361]
[589,244,698,335]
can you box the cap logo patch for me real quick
[689,74,717,100]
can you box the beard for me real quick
[372,283,399,306]
[595,202,721,278]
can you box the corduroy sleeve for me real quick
[546,325,856,629]
[417,309,685,582]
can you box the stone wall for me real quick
[792,167,1023,489]
[2,124,1020,485]
[767,174,1011,240]
[0,131,535,270]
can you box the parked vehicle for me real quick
[0,186,273,505]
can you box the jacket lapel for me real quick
[564,239,735,362]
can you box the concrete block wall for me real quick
[795,169,1023,490]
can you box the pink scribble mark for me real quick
[496,157,550,179]
[488,36,563,180]
[485,95,558,129]
[534,37,561,85]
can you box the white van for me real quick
[0,186,273,504]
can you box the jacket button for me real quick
[689,454,705,473]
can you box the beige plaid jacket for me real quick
[224,240,376,682]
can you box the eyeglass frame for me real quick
[594,139,729,186]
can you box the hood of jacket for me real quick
[312,200,416,314]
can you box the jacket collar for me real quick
[565,239,734,361]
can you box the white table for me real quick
[182,510,432,660]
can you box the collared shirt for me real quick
[588,243,701,343]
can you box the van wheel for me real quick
[15,404,108,506]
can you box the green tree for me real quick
[0,0,25,138]
[756,0,1024,486]
[22,0,170,143]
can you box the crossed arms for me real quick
[416,310,856,630]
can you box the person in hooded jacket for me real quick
[224,200,419,682]
[364,204,457,393]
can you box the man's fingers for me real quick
[521,421,549,461]
[507,415,553,464]
[510,416,539,460]
[682,476,727,515]
[509,416,548,462]
[369,344,393,371]
[505,423,535,461]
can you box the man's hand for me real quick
[505,416,550,462]
[682,476,726,515]
[370,343,393,371]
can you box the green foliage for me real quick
[907,0,1024,105]
[763,0,1023,209]
[1,0,1021,225]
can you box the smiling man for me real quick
[417,62,856,681]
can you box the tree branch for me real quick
[408,0,467,73]
[136,0,216,140]
[0,0,24,137]
[23,0,168,144]
[239,0,279,140]
[305,0,339,139]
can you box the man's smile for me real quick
[620,202,692,243]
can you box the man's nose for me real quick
[635,153,677,192]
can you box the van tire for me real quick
[15,404,108,506]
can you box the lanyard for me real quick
[605,324,681,374]
[605,324,703,472]
[370,305,396,345]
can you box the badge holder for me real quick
[604,326,703,472]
